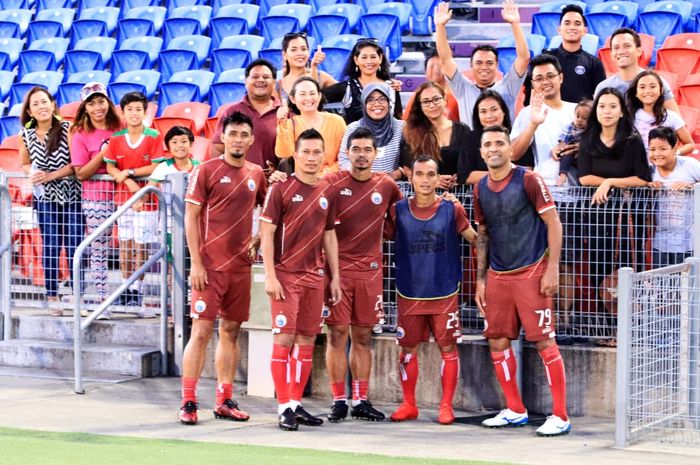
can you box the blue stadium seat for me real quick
[119,36,163,64]
[210,17,248,49]
[213,0,254,16]
[124,6,167,33]
[77,6,119,34]
[37,0,72,10]
[638,11,685,52]
[0,52,11,71]
[120,0,160,17]
[359,14,402,62]
[531,12,560,42]
[117,19,156,46]
[211,49,251,76]
[258,47,283,72]
[71,20,109,45]
[0,38,23,68]
[308,15,350,46]
[261,16,300,47]
[209,82,246,114]
[538,0,587,13]
[18,50,58,75]
[163,18,202,45]
[167,35,211,66]
[27,21,64,43]
[0,21,20,39]
[158,82,200,112]
[65,36,116,73]
[590,1,638,25]
[259,0,294,19]
[219,34,265,57]
[644,1,694,26]
[548,33,600,55]
[498,33,546,55]
[0,116,21,141]
[585,13,628,46]
[167,69,215,97]
[318,4,362,30]
[268,4,312,30]
[368,3,412,34]
[7,102,22,116]
[107,82,147,104]
[166,0,206,14]
[310,0,338,11]
[217,68,247,84]
[0,70,13,100]
[113,69,161,99]
[322,34,364,50]
[35,9,75,34]
[111,49,151,76]
[74,36,116,64]
[170,5,213,30]
[216,4,260,32]
[28,37,70,64]
[78,0,116,13]
[0,0,29,9]
[158,49,199,82]
[67,69,111,85]
[318,47,351,80]
[10,71,63,106]
[0,10,32,37]
[407,0,438,36]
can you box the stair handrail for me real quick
[0,172,12,341]
[72,184,169,394]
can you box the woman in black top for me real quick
[578,87,650,323]
[401,81,475,189]
[322,38,402,124]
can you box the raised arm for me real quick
[502,0,529,77]
[434,2,459,80]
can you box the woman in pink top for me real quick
[70,82,122,311]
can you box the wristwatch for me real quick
[127,169,136,177]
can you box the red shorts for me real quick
[270,278,325,337]
[483,261,555,342]
[396,294,461,347]
[190,270,251,322]
[325,272,383,328]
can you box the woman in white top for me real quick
[626,70,694,155]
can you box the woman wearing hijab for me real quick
[337,83,406,180]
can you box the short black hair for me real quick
[245,58,277,78]
[559,4,587,27]
[648,126,678,147]
[346,126,377,150]
[411,154,438,171]
[480,124,511,145]
[530,53,563,74]
[221,111,254,133]
[423,48,439,70]
[164,125,195,147]
[295,128,324,151]
[119,91,148,110]
[471,44,499,61]
[611,27,641,48]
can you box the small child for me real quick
[557,99,591,186]
[104,92,165,314]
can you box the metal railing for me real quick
[615,258,700,447]
[0,172,12,341]
[72,184,169,394]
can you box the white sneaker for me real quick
[134,308,157,319]
[535,415,571,437]
[481,408,529,428]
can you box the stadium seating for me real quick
[678,72,700,107]
[638,9,685,54]
[158,49,199,82]
[58,70,112,105]
[538,0,588,13]
[35,8,75,34]
[59,101,81,122]
[71,20,109,46]
[0,0,29,9]
[323,34,364,50]
[189,135,211,161]
[18,50,58,75]
[0,52,11,71]
[166,0,207,14]
[216,4,260,33]
[155,101,210,135]
[76,6,119,35]
[531,12,560,42]
[118,36,164,64]
[259,0,294,18]
[170,5,213,30]
[27,21,64,43]
[359,14,402,62]
[37,0,72,10]
[167,70,215,98]
[318,4,362,31]
[120,0,160,17]
[497,33,546,74]
[70,36,116,67]
[0,21,20,40]
[0,10,32,36]
[656,34,700,84]
[308,15,350,46]
[678,104,700,141]
[167,35,212,66]
[585,12,627,48]
[117,19,156,45]
[0,38,23,69]
[644,1,694,25]
[656,69,680,94]
[319,47,351,80]
[589,1,638,24]
[209,82,246,116]
[27,37,70,65]
[260,15,300,47]
[408,0,439,36]
[210,17,248,49]
[1,133,20,149]
[368,3,412,34]
[163,18,202,45]
[112,69,161,100]
[218,34,265,58]
[0,70,15,102]
[124,6,167,33]
[10,71,64,107]
[0,116,20,145]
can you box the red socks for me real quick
[352,379,369,402]
[181,377,197,404]
[270,344,291,405]
[490,348,526,414]
[215,382,232,405]
[440,351,459,407]
[330,381,346,402]
[398,352,418,406]
[539,345,568,420]
[290,344,314,402]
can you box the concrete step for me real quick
[0,366,140,383]
[10,310,162,346]
[0,339,162,377]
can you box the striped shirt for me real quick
[22,120,80,204]
[338,119,404,174]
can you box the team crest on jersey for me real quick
[575,65,585,75]
[319,197,328,209]
[247,179,256,191]
[321,306,330,318]
[220,176,231,184]
[396,326,405,339]
[340,188,352,196]
[275,314,287,328]
[371,192,382,205]
[194,299,207,313]
[317,268,325,276]
[292,194,303,202]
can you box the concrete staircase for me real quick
[0,307,163,383]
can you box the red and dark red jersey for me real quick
[324,171,402,278]
[260,175,336,285]
[185,157,266,272]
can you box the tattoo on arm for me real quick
[476,229,489,281]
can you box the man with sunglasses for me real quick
[435,0,529,128]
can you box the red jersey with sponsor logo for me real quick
[324,171,402,279]
[185,157,267,272]
[260,175,336,285]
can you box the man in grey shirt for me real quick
[594,27,680,113]
[435,0,529,128]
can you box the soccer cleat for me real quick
[481,408,529,428]
[535,415,571,437]
[390,403,419,422]
[178,401,198,425]
[438,404,455,425]
[294,405,324,426]
[327,401,348,423]
[213,399,250,421]
[279,407,298,431]
[351,400,385,422]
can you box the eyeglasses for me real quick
[366,96,389,105]
[531,72,561,84]
[419,96,443,107]
[355,37,380,49]
[284,32,307,40]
